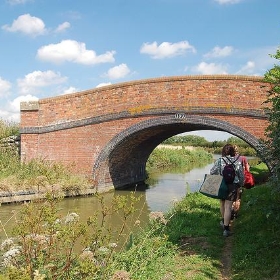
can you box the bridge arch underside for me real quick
[93,115,266,190]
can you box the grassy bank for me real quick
[0,149,93,194]
[231,183,280,279]
[146,147,213,171]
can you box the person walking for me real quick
[231,145,250,219]
[210,144,245,237]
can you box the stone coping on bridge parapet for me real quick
[20,100,39,111]
[34,74,266,103]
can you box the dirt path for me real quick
[220,236,233,280]
[220,218,237,279]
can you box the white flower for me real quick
[109,242,117,248]
[98,246,109,254]
[149,211,167,225]
[0,238,14,251]
[80,250,94,260]
[2,246,21,267]
[65,212,79,223]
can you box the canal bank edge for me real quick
[0,186,116,205]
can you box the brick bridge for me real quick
[20,75,271,192]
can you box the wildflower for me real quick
[109,242,118,248]
[149,211,167,225]
[2,246,21,267]
[65,212,79,224]
[79,250,94,261]
[26,234,49,246]
[34,269,46,280]
[98,246,109,254]
[0,238,14,251]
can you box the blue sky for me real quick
[0,0,279,140]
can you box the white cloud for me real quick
[204,46,234,58]
[96,82,112,88]
[55,22,71,33]
[17,70,68,94]
[2,14,46,36]
[61,86,78,95]
[140,41,196,59]
[192,62,228,74]
[236,61,256,75]
[0,77,12,97]
[0,94,38,123]
[37,40,116,65]
[244,46,277,74]
[0,110,19,122]
[104,64,130,80]
[214,0,242,4]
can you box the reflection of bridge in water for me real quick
[20,75,271,192]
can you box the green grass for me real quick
[231,184,280,280]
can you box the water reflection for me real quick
[144,160,215,212]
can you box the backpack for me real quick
[221,156,240,184]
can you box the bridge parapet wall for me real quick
[21,75,269,128]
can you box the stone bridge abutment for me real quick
[20,75,271,192]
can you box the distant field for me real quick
[157,144,195,150]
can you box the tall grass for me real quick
[146,147,213,171]
[0,120,19,140]
[0,155,93,193]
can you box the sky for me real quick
[0,0,279,141]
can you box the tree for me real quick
[264,47,280,185]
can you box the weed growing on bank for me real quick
[0,121,19,140]
[0,151,93,193]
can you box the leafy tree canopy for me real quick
[264,47,280,178]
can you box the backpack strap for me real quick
[219,158,223,176]
[223,156,241,180]
[225,155,240,165]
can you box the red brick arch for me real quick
[20,75,271,192]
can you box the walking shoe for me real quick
[223,229,232,237]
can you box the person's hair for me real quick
[222,144,235,157]
[233,145,239,155]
